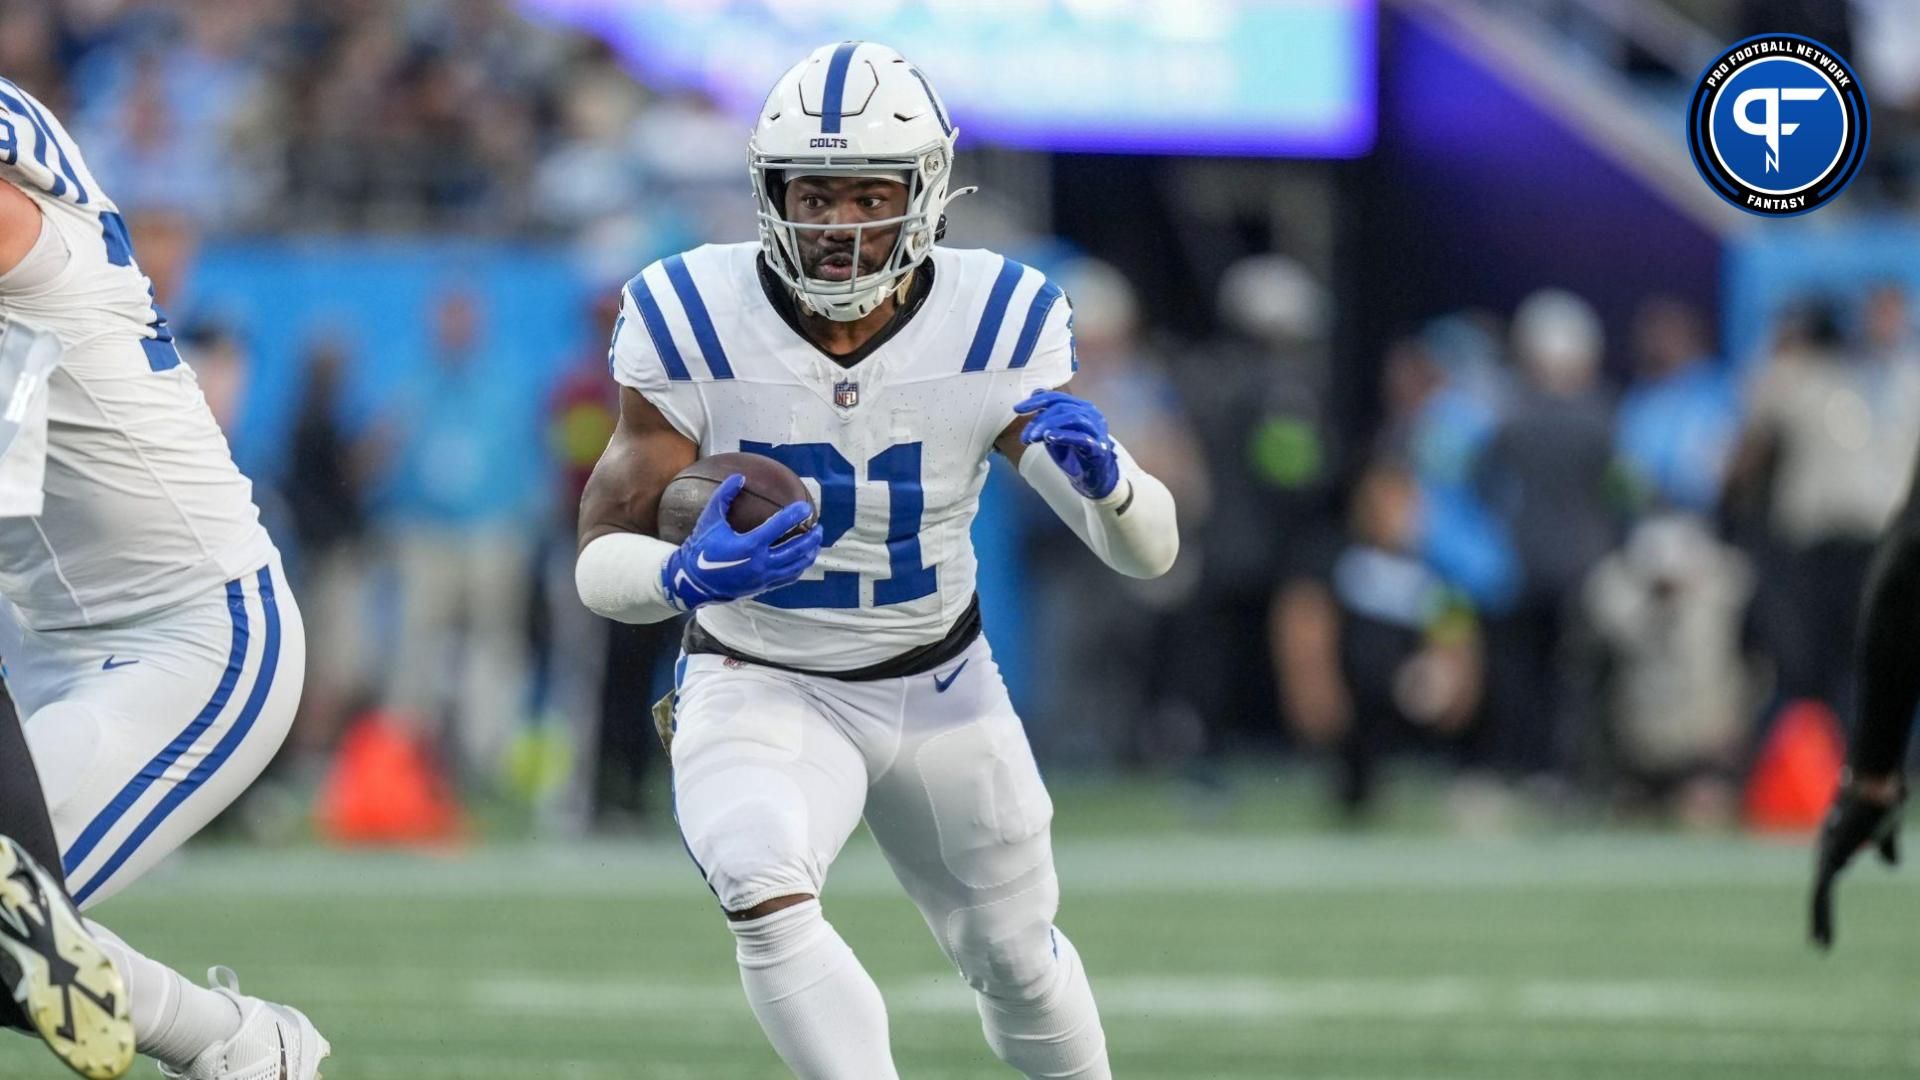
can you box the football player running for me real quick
[0,78,328,1077]
[576,42,1177,1078]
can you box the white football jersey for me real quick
[611,242,1075,670]
[0,79,273,629]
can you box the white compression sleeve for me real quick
[575,531,682,624]
[1017,438,1179,579]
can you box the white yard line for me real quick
[467,972,1920,1030]
[114,833,1907,900]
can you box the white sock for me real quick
[85,921,241,1069]
[729,900,897,1079]
[976,927,1110,1080]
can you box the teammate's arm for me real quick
[575,387,821,623]
[1810,444,1920,947]
[996,388,1179,579]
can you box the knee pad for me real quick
[21,700,112,829]
[944,877,1062,1000]
[683,771,829,913]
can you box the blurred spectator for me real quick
[1274,460,1481,821]
[1475,289,1619,780]
[629,91,758,246]
[283,336,374,774]
[531,39,649,233]
[1028,257,1209,765]
[535,287,674,833]
[0,3,70,114]
[68,2,266,224]
[1729,296,1920,709]
[377,289,543,788]
[1176,254,1336,759]
[1862,280,1920,367]
[1583,514,1753,826]
[1392,316,1520,614]
[1615,297,1739,515]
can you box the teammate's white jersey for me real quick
[611,242,1075,671]
[0,78,273,630]
[0,320,61,518]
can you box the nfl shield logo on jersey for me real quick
[833,380,860,409]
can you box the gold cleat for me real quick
[0,835,134,1079]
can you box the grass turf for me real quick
[5,779,1918,1079]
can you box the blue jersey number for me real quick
[742,440,938,610]
[96,210,179,371]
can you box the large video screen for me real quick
[520,0,1377,157]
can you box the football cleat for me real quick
[159,968,329,1080]
[0,834,134,1079]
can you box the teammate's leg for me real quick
[30,566,305,909]
[0,697,133,1078]
[15,565,326,1076]
[670,656,896,1078]
[861,642,1110,1079]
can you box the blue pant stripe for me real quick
[62,580,249,877]
[71,568,281,907]
[663,255,733,380]
[962,258,1024,373]
[819,42,860,134]
[1007,280,1064,370]
[625,269,691,381]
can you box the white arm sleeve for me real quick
[1018,438,1179,579]
[575,531,683,624]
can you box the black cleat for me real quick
[0,835,133,1078]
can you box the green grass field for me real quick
[5,777,1919,1079]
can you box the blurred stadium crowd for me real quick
[6,0,1918,838]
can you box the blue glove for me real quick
[660,473,823,611]
[1016,390,1121,500]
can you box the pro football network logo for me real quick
[1687,34,1868,216]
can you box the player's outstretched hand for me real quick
[660,473,822,611]
[1016,390,1120,500]
[1811,775,1906,949]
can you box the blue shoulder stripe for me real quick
[962,258,1025,373]
[0,79,85,204]
[625,269,691,382]
[663,254,733,380]
[1007,280,1064,370]
[820,42,861,134]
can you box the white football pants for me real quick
[670,632,1082,1002]
[2,560,303,908]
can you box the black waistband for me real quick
[682,595,982,682]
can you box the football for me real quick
[656,451,817,545]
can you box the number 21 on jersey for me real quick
[743,440,935,610]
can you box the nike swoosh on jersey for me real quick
[100,656,138,671]
[933,660,969,693]
[695,552,751,571]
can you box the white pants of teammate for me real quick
[672,630,1094,996]
[2,559,302,909]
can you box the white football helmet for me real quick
[750,41,974,322]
